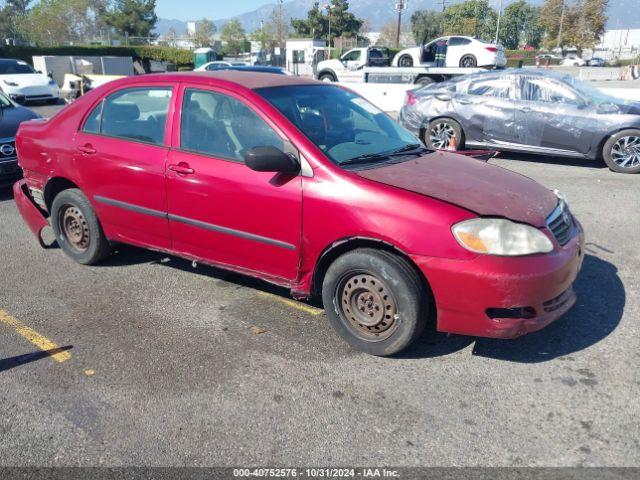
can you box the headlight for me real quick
[3,80,19,87]
[452,218,553,256]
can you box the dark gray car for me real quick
[398,69,640,173]
[0,91,40,186]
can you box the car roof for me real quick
[114,71,319,90]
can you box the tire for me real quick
[423,118,465,150]
[398,55,414,67]
[414,76,435,87]
[318,72,336,82]
[459,55,477,68]
[51,188,110,265]
[321,248,428,356]
[602,129,640,174]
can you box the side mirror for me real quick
[245,146,300,174]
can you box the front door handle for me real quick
[77,144,96,155]
[168,162,195,175]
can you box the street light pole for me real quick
[494,0,503,44]
[395,0,407,49]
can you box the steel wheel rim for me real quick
[336,272,399,341]
[461,56,475,67]
[429,122,456,149]
[611,136,640,169]
[60,205,90,252]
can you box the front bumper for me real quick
[413,224,585,339]
[13,179,50,248]
[4,84,59,103]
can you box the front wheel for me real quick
[51,188,110,264]
[322,249,428,356]
[602,129,640,173]
[318,72,336,82]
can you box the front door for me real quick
[73,85,174,249]
[515,75,594,155]
[165,85,302,283]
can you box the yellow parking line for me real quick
[257,292,324,316]
[0,309,71,363]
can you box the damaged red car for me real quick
[14,72,584,356]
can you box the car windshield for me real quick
[0,59,36,75]
[0,91,12,107]
[256,85,422,167]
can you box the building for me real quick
[595,29,640,61]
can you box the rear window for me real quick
[82,87,172,145]
[0,60,36,75]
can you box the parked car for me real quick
[561,54,586,67]
[196,62,289,75]
[398,69,640,173]
[0,91,40,187]
[588,57,606,67]
[0,58,60,104]
[14,71,584,356]
[393,36,507,69]
[195,61,247,71]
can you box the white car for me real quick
[0,58,60,104]
[393,36,507,69]
[561,55,586,67]
[195,61,247,71]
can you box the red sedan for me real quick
[14,72,584,356]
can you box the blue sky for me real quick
[156,0,268,20]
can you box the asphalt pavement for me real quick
[0,103,638,467]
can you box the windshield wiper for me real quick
[340,143,428,166]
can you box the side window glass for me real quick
[181,89,284,162]
[84,87,172,145]
[467,77,511,99]
[522,78,580,104]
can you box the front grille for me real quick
[546,200,575,246]
[543,288,573,313]
[0,138,16,161]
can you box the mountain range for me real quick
[154,0,637,36]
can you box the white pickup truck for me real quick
[315,47,485,86]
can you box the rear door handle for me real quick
[77,144,96,155]
[168,162,195,175]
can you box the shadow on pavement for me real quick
[0,186,15,202]
[0,346,73,373]
[400,254,624,363]
[491,151,605,170]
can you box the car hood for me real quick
[357,151,558,227]
[0,106,40,138]
[1,73,50,87]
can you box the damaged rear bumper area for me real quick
[13,179,50,248]
[413,226,585,339]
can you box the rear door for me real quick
[73,85,174,249]
[453,74,516,144]
[165,84,302,282]
[515,75,594,154]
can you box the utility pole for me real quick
[437,0,449,12]
[556,0,565,50]
[494,0,503,44]
[395,0,407,49]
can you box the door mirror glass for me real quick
[245,146,300,174]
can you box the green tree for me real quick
[499,1,543,49]
[540,0,566,49]
[291,2,326,38]
[290,0,362,43]
[190,18,216,48]
[254,1,289,49]
[410,10,443,44]
[441,0,497,41]
[16,0,109,46]
[568,0,608,51]
[105,0,158,40]
[0,0,33,42]
[221,19,247,55]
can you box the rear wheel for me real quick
[602,129,640,174]
[322,249,428,356]
[318,72,336,82]
[459,55,477,68]
[51,188,110,265]
[398,55,414,67]
[414,76,435,87]
[424,118,464,150]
